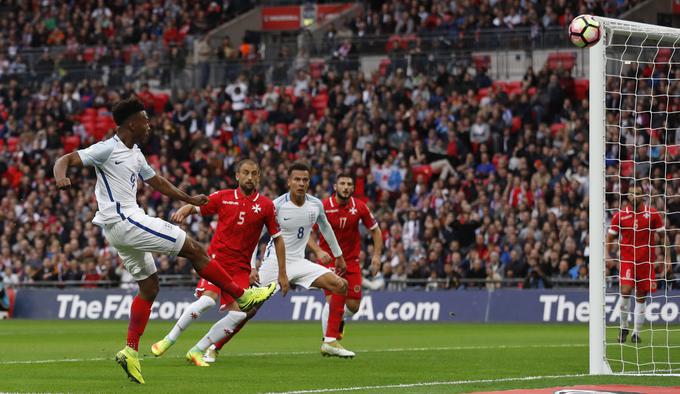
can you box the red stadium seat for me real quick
[550,123,566,136]
[379,58,391,76]
[511,116,522,132]
[83,47,96,63]
[62,135,81,153]
[7,137,19,152]
[574,79,589,100]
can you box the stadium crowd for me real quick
[353,0,640,36]
[0,0,677,292]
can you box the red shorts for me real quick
[195,265,251,310]
[321,266,362,299]
[619,261,657,294]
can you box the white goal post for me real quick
[590,16,680,376]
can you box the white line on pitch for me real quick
[0,343,587,365]
[262,374,590,394]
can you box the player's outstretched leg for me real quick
[178,237,276,311]
[116,274,158,384]
[152,294,217,357]
[186,310,247,366]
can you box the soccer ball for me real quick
[569,15,602,48]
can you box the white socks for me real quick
[321,302,329,337]
[322,302,356,342]
[344,305,355,319]
[619,296,631,330]
[633,301,646,334]
[167,296,216,342]
[196,311,247,351]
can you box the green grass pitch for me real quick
[0,320,678,393]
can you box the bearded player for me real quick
[201,161,350,362]
[52,98,276,384]
[150,159,287,366]
[307,173,382,357]
[608,184,666,344]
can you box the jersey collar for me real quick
[235,187,260,202]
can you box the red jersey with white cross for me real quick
[317,196,378,273]
[199,188,280,271]
[608,204,663,263]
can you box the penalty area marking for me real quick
[0,343,587,365]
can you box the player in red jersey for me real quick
[607,184,666,344]
[308,173,383,357]
[150,159,287,366]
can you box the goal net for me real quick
[590,16,680,375]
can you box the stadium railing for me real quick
[5,277,593,290]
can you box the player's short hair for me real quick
[335,172,355,184]
[112,97,146,126]
[236,159,259,172]
[288,161,311,177]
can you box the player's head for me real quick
[112,97,151,144]
[235,159,259,195]
[629,183,645,209]
[334,172,355,201]
[287,161,311,199]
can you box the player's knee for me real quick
[336,277,348,295]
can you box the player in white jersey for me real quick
[52,98,275,384]
[200,162,351,362]
[257,164,347,293]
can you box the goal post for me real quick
[589,30,607,375]
[589,16,680,376]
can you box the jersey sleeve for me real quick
[77,139,115,167]
[265,200,281,238]
[608,212,620,235]
[314,199,343,257]
[360,202,378,230]
[138,153,157,181]
[198,190,223,217]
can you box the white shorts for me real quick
[103,213,187,281]
[259,258,332,290]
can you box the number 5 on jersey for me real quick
[238,211,245,225]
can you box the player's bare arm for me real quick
[171,204,198,223]
[145,175,208,206]
[274,236,289,296]
[307,237,331,264]
[53,151,85,189]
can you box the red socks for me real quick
[325,293,346,338]
[127,296,153,351]
[198,260,244,298]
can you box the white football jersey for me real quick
[77,135,156,226]
[262,193,342,264]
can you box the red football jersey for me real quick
[609,204,663,263]
[199,188,280,270]
[317,196,378,273]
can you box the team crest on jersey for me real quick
[354,285,361,293]
[252,203,262,213]
[309,212,317,225]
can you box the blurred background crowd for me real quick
[3,0,677,292]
